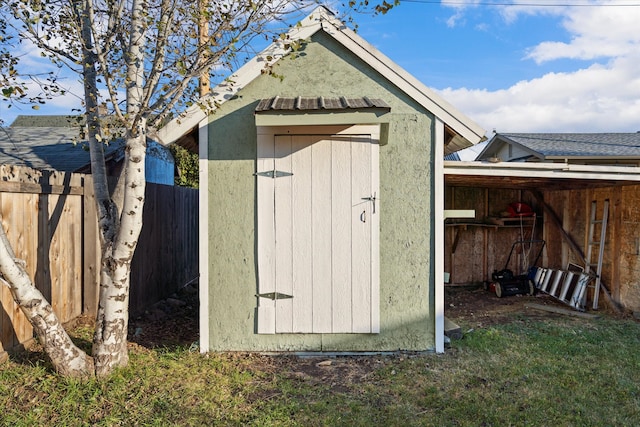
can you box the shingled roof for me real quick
[477,132,640,162]
[0,126,123,172]
[504,133,640,157]
[10,115,84,128]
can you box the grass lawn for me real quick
[1,298,639,425]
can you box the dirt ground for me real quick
[128,282,201,350]
[446,283,566,328]
[132,281,617,346]
[128,280,614,350]
[122,280,621,387]
[445,282,629,330]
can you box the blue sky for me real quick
[353,0,640,135]
[3,0,640,139]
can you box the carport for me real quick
[441,161,640,314]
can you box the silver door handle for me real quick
[362,192,377,214]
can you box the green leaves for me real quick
[375,0,400,15]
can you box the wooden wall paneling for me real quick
[177,185,198,287]
[483,189,489,280]
[541,191,565,270]
[487,188,520,219]
[312,137,333,332]
[569,189,587,266]
[130,184,155,313]
[619,185,640,310]
[487,188,528,275]
[448,187,486,284]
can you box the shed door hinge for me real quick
[254,170,293,178]
[257,292,293,300]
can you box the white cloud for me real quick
[436,0,640,134]
[0,75,84,122]
[526,2,640,62]
[439,53,640,133]
[441,0,483,27]
[496,1,566,24]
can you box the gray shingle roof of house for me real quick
[255,96,391,112]
[10,115,84,128]
[0,126,123,172]
[500,133,640,158]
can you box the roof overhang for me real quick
[444,125,476,155]
[445,161,640,191]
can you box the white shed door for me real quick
[257,130,379,334]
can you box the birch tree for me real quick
[1,0,391,377]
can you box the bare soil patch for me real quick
[444,282,625,329]
[127,282,200,350]
[445,284,561,328]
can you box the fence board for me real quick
[1,165,198,355]
[82,175,100,315]
[129,183,199,314]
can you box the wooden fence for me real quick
[0,165,198,357]
[129,183,199,314]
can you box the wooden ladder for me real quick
[584,199,609,310]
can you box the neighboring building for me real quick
[2,115,174,185]
[157,7,485,354]
[444,152,461,161]
[476,132,640,166]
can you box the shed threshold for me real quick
[258,350,436,358]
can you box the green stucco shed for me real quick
[157,7,485,354]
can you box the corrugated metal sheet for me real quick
[255,96,390,112]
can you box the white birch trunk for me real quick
[0,225,93,377]
[92,130,146,376]
[92,0,147,377]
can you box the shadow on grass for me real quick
[5,331,94,375]
[3,282,198,374]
